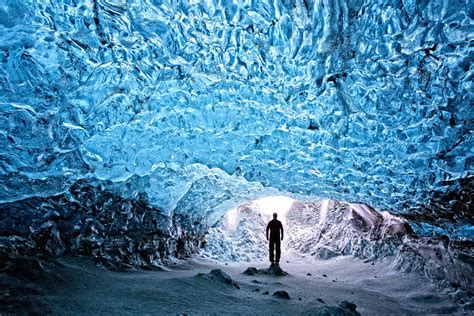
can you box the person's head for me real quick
[273,213,278,219]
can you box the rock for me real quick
[254,288,260,292]
[243,265,288,277]
[263,291,269,295]
[307,273,312,276]
[317,298,325,304]
[322,274,327,277]
[273,291,290,299]
[265,264,289,276]
[299,298,302,301]
[339,301,357,312]
[195,269,240,289]
[302,301,360,316]
[243,267,258,275]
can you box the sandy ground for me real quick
[5,253,466,315]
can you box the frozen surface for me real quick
[0,0,473,238]
[1,255,471,314]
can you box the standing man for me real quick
[266,213,284,265]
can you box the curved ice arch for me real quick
[0,0,472,229]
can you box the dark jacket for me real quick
[266,219,284,241]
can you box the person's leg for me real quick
[275,240,281,263]
[269,240,275,263]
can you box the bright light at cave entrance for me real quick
[253,196,294,220]
[223,196,294,232]
[224,208,240,231]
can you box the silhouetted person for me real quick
[266,213,284,265]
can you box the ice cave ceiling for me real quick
[0,0,472,233]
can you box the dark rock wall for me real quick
[0,180,204,270]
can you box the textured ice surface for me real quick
[202,203,269,262]
[285,200,474,293]
[202,199,473,292]
[0,180,205,269]
[0,1,472,235]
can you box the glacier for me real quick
[0,0,473,266]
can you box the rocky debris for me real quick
[302,300,361,316]
[273,291,290,299]
[317,298,325,304]
[195,269,240,289]
[243,265,288,277]
[263,291,269,295]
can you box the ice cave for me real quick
[0,0,472,314]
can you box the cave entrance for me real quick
[201,196,295,263]
[200,198,409,264]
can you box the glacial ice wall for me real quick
[0,0,472,232]
[200,199,473,293]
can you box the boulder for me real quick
[273,290,290,299]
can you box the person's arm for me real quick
[280,223,284,241]
[266,223,270,240]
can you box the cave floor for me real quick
[2,255,463,315]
